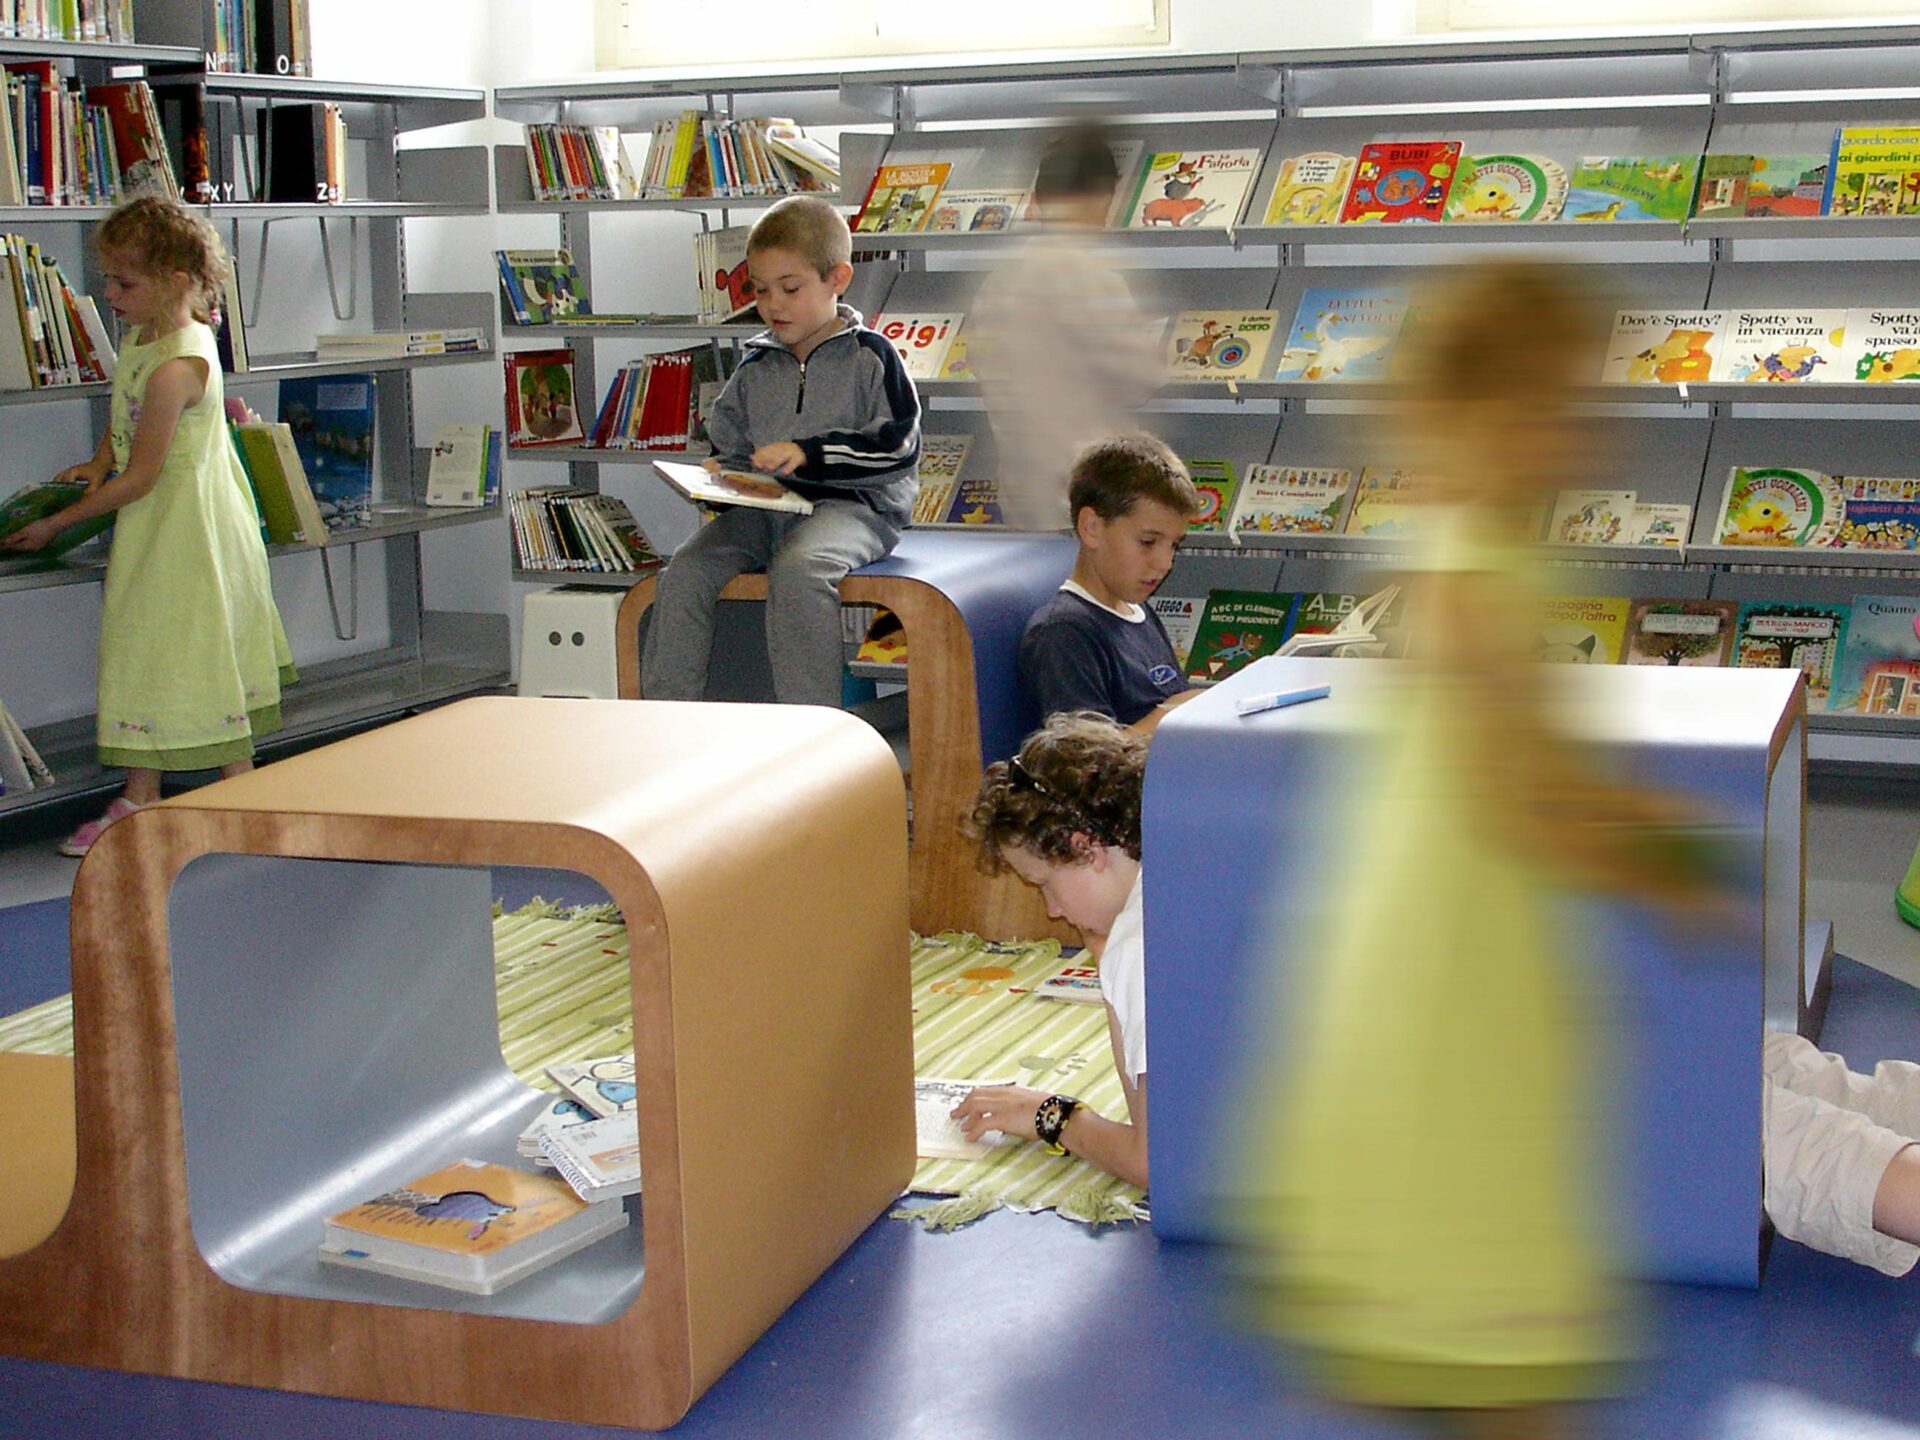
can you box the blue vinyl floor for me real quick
[2,872,1919,1438]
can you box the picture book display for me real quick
[1623,598,1738,667]
[276,374,375,528]
[1841,309,1920,382]
[1599,310,1727,385]
[874,312,961,380]
[1831,594,1920,715]
[317,1159,630,1296]
[1228,465,1352,537]
[1338,141,1460,223]
[1288,590,1361,639]
[910,433,973,525]
[1733,601,1850,708]
[1183,459,1239,532]
[924,188,1025,232]
[1833,475,1920,550]
[1629,503,1692,547]
[852,162,952,233]
[1162,310,1277,382]
[1117,149,1260,229]
[1274,287,1409,382]
[914,1077,1008,1160]
[939,475,1003,526]
[1691,154,1753,219]
[1547,489,1636,545]
[1343,467,1431,537]
[1532,595,1631,665]
[1278,584,1404,659]
[539,1112,643,1204]
[653,458,813,515]
[1743,154,1828,217]
[502,350,584,449]
[1443,153,1568,223]
[1563,155,1701,222]
[1185,590,1299,682]
[1260,152,1355,226]
[1711,310,1848,383]
[1149,595,1204,668]
[1823,127,1920,217]
[1034,963,1103,1003]
[0,477,110,557]
[1713,467,1844,548]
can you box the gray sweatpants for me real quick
[639,499,900,708]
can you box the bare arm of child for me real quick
[1,356,205,552]
[1129,688,1202,739]
[54,431,113,488]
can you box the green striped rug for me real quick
[0,903,1143,1224]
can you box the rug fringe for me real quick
[890,1191,1005,1232]
[1055,1181,1145,1228]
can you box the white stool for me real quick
[519,587,627,698]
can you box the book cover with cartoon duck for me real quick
[1732,600,1851,708]
[1274,287,1410,382]
[325,1161,590,1256]
[1829,594,1920,714]
[1713,466,1843,547]
[1563,155,1701,222]
[1118,149,1261,229]
[1712,310,1847,382]
[1338,140,1461,223]
[1600,309,1728,385]
[1444,154,1568,223]
[1184,590,1301,682]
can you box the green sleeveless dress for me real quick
[96,321,295,771]
[1238,508,1626,1408]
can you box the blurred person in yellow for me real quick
[968,126,1160,531]
[1232,262,1735,1438]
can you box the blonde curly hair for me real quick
[965,712,1147,873]
[96,195,230,324]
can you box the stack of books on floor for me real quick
[0,236,114,390]
[510,487,660,573]
[314,327,489,360]
[0,693,53,797]
[587,347,724,451]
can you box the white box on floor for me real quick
[519,587,627,699]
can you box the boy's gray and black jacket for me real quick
[705,303,921,528]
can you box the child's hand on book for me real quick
[2,518,64,553]
[54,461,107,490]
[950,1083,1048,1144]
[751,441,806,476]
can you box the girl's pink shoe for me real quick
[57,796,142,858]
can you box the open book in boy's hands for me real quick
[653,458,814,515]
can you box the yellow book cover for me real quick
[325,1161,590,1256]
[1825,127,1920,217]
[853,162,953,233]
[1534,595,1632,665]
[1261,152,1355,226]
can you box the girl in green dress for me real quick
[2,197,294,855]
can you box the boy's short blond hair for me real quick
[1068,433,1205,524]
[747,195,851,276]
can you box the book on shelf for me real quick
[1261,152,1355,226]
[1185,590,1299,682]
[1822,127,1920,218]
[277,374,375,530]
[1832,474,1920,550]
[1830,594,1920,715]
[909,433,973,525]
[1691,154,1753,219]
[313,327,487,358]
[1547,489,1636,545]
[761,121,841,188]
[546,1054,637,1118]
[923,188,1025,233]
[539,1112,643,1205]
[503,349,585,449]
[1629,502,1691,547]
[496,248,596,326]
[628,113,834,201]
[1533,595,1631,665]
[1,235,114,390]
[937,329,973,381]
[1116,148,1261,230]
[1162,310,1278,383]
[1443,153,1568,223]
[1713,466,1844,548]
[257,101,346,204]
[0,0,135,43]
[425,423,495,508]
[588,347,724,452]
[1227,465,1352,538]
[1273,287,1409,383]
[1711,310,1848,383]
[1733,601,1850,709]
[1339,141,1461,224]
[1182,458,1239,533]
[1343,467,1432,537]
[1563,154,1701,222]
[852,162,952,234]
[0,476,110,556]
[1744,153,1828,217]
[1840,308,1920,382]
[510,488,660,574]
[1148,594,1204,669]
[230,420,326,545]
[523,122,633,202]
[914,1076,1009,1161]
[212,262,248,373]
[1034,962,1102,1004]
[151,75,236,206]
[1599,310,1727,385]
[694,226,755,324]
[88,79,177,201]
[316,1159,630,1296]
[931,474,1002,526]
[653,457,813,515]
[3,61,168,206]
[1623,598,1738,668]
[1278,585,1404,660]
[253,0,314,78]
[0,694,54,797]
[874,311,961,380]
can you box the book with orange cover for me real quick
[852,162,952,233]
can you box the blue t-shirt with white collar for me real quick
[1019,581,1189,726]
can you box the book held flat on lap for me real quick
[654,458,813,514]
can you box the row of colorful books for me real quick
[1,68,179,208]
[855,130,1920,237]
[202,0,312,78]
[1602,308,1919,386]
[0,233,113,390]
[501,347,726,454]
[509,486,659,575]
[0,693,52,797]
[521,115,839,204]
[0,0,133,44]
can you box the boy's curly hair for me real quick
[95,196,230,324]
[965,712,1148,873]
[748,195,851,277]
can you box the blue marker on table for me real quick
[1235,683,1331,718]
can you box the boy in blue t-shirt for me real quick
[1018,434,1204,735]
[640,196,921,707]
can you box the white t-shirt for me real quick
[1101,869,1147,1084]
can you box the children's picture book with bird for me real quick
[1274,287,1410,382]
[1839,308,1920,382]
[1161,310,1277,382]
[1564,155,1701,222]
[1600,310,1729,385]
[1714,466,1843,547]
[1338,141,1460,223]
[1831,594,1920,715]
[1623,598,1738,667]
[1185,590,1301,682]
[1117,149,1261,229]
[1228,464,1353,536]
[1532,595,1631,665]
[1443,153,1568,222]
[1260,152,1356,225]
[852,162,952,233]
[1712,310,1848,383]
[1733,601,1851,708]
[1833,474,1920,550]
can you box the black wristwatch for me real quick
[1034,1094,1080,1153]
